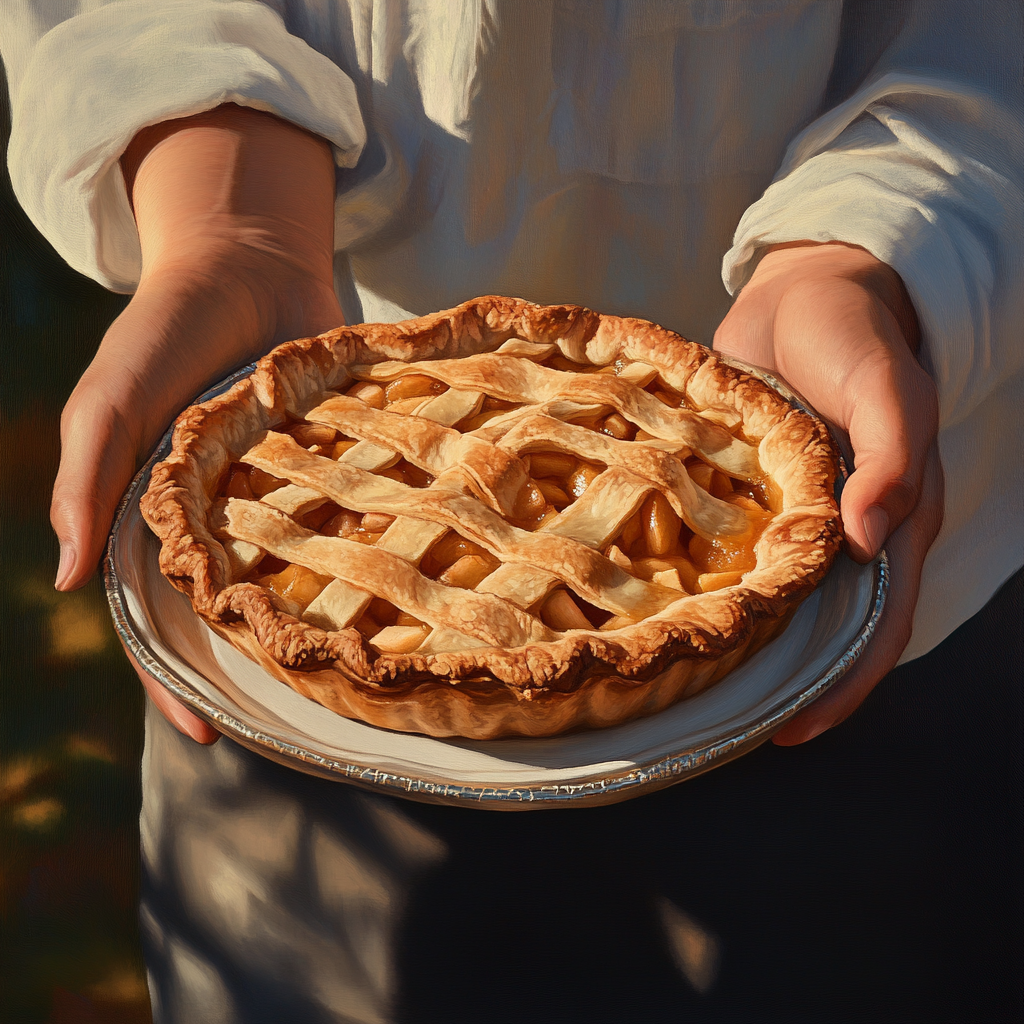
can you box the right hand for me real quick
[713,242,942,744]
[51,105,343,743]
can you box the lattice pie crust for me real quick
[141,297,842,738]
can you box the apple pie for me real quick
[141,296,842,738]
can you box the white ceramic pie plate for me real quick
[105,365,887,809]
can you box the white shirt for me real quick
[3,0,1022,661]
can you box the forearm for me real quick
[122,103,337,362]
[54,105,342,597]
[124,103,337,285]
[73,105,340,458]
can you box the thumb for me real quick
[839,352,938,563]
[51,384,139,591]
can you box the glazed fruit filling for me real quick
[217,352,771,652]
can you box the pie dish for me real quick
[140,296,843,739]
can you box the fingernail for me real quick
[55,542,75,590]
[862,506,889,557]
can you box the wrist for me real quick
[754,241,921,353]
[135,228,335,344]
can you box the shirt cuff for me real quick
[722,86,1024,662]
[7,0,366,292]
[722,91,1024,431]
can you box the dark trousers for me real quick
[141,570,1023,1024]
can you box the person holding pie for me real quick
[3,1,1021,1019]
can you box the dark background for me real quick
[1,66,150,1023]
[2,59,1022,1024]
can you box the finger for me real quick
[840,351,938,563]
[122,644,221,745]
[773,443,943,745]
[51,389,139,591]
[51,290,243,593]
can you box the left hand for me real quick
[51,105,343,745]
[713,241,943,744]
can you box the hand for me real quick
[714,242,943,745]
[52,105,343,744]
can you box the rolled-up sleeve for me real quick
[723,0,1024,660]
[2,0,366,292]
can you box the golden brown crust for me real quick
[206,608,794,739]
[141,296,843,738]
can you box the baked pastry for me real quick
[141,296,842,739]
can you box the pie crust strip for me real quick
[241,432,680,618]
[213,499,555,648]
[495,413,751,539]
[305,397,752,540]
[307,394,528,517]
[352,353,760,478]
[262,386,485,518]
[263,387,485,630]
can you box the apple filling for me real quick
[214,347,770,654]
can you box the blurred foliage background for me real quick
[1,68,152,1023]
